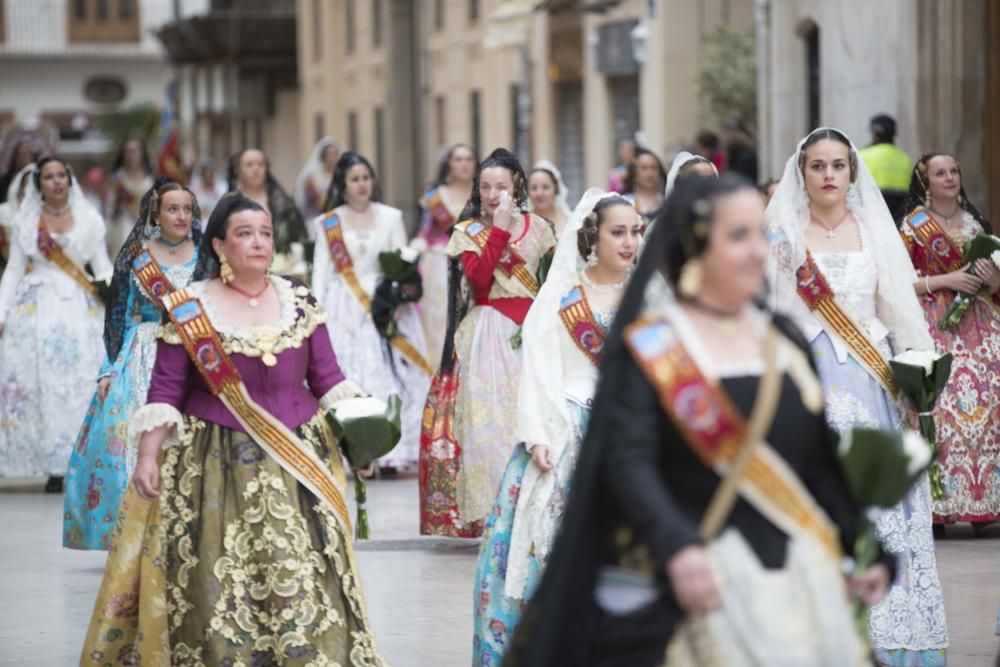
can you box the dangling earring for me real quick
[678,259,704,298]
[219,253,234,284]
[586,247,599,268]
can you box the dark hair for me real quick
[227,148,270,192]
[193,193,269,280]
[323,151,382,211]
[4,140,40,177]
[662,173,758,289]
[436,143,479,187]
[33,156,75,191]
[797,128,858,182]
[677,156,713,179]
[111,137,152,174]
[623,148,667,195]
[696,131,720,151]
[901,152,991,232]
[870,114,897,144]
[576,196,633,260]
[529,167,560,195]
[458,147,528,222]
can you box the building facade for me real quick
[298,0,753,220]
[757,0,1000,223]
[0,0,171,161]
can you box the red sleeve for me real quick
[460,226,512,293]
[307,323,347,398]
[145,339,193,409]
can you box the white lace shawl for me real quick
[665,151,718,196]
[529,159,572,219]
[764,128,932,356]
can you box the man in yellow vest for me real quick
[859,114,912,221]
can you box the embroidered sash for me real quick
[558,285,607,366]
[460,216,541,295]
[131,246,176,302]
[903,208,965,275]
[162,289,353,533]
[36,220,100,300]
[320,213,433,375]
[625,316,842,559]
[795,251,898,395]
[426,189,456,233]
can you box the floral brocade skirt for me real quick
[81,413,384,667]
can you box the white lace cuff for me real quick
[128,403,185,451]
[319,380,366,410]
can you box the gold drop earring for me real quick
[219,253,234,284]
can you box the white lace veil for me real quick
[13,161,104,260]
[765,128,932,354]
[529,159,572,218]
[294,136,340,211]
[0,163,35,230]
[665,150,718,196]
[507,187,625,600]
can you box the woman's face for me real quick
[449,146,477,183]
[699,189,769,303]
[321,145,340,172]
[157,189,194,243]
[238,150,267,190]
[478,166,514,218]
[212,209,273,278]
[344,163,374,203]
[618,140,636,165]
[200,165,216,187]
[39,161,70,202]
[636,154,663,191]
[123,140,144,169]
[528,171,557,212]
[594,204,642,274]
[802,139,852,209]
[925,155,961,204]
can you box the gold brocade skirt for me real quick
[80,413,385,667]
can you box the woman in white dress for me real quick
[0,157,112,491]
[766,128,948,666]
[312,151,430,471]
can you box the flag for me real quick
[156,80,185,183]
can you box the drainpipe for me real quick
[755,0,772,179]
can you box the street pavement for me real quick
[1,475,998,666]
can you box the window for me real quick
[469,0,479,23]
[434,0,445,30]
[803,22,821,131]
[375,106,386,192]
[68,0,140,42]
[435,95,447,148]
[314,112,325,144]
[312,0,323,62]
[373,0,383,47]
[346,0,356,54]
[470,90,481,157]
[348,111,359,151]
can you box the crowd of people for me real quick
[0,117,997,666]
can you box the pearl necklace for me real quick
[43,203,71,216]
[581,268,627,292]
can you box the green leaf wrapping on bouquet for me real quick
[536,249,554,287]
[838,428,931,509]
[378,248,420,283]
[509,325,523,350]
[936,233,1000,330]
[325,395,402,540]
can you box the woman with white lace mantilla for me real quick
[766,128,948,666]
[472,190,641,664]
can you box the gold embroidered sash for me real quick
[162,289,352,533]
[558,285,607,366]
[796,251,898,395]
[625,316,842,559]
[460,216,540,295]
[320,213,432,375]
[902,208,966,275]
[425,189,456,233]
[36,220,100,300]
[130,246,176,303]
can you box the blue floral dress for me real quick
[62,253,197,550]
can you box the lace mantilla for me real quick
[158,276,327,365]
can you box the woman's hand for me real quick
[973,258,1000,295]
[97,377,111,402]
[493,191,516,232]
[667,545,722,615]
[530,445,553,472]
[355,463,376,479]
[938,265,983,294]
[847,563,891,606]
[132,455,160,500]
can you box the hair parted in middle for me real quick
[323,151,383,212]
[796,127,858,183]
[458,147,529,222]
